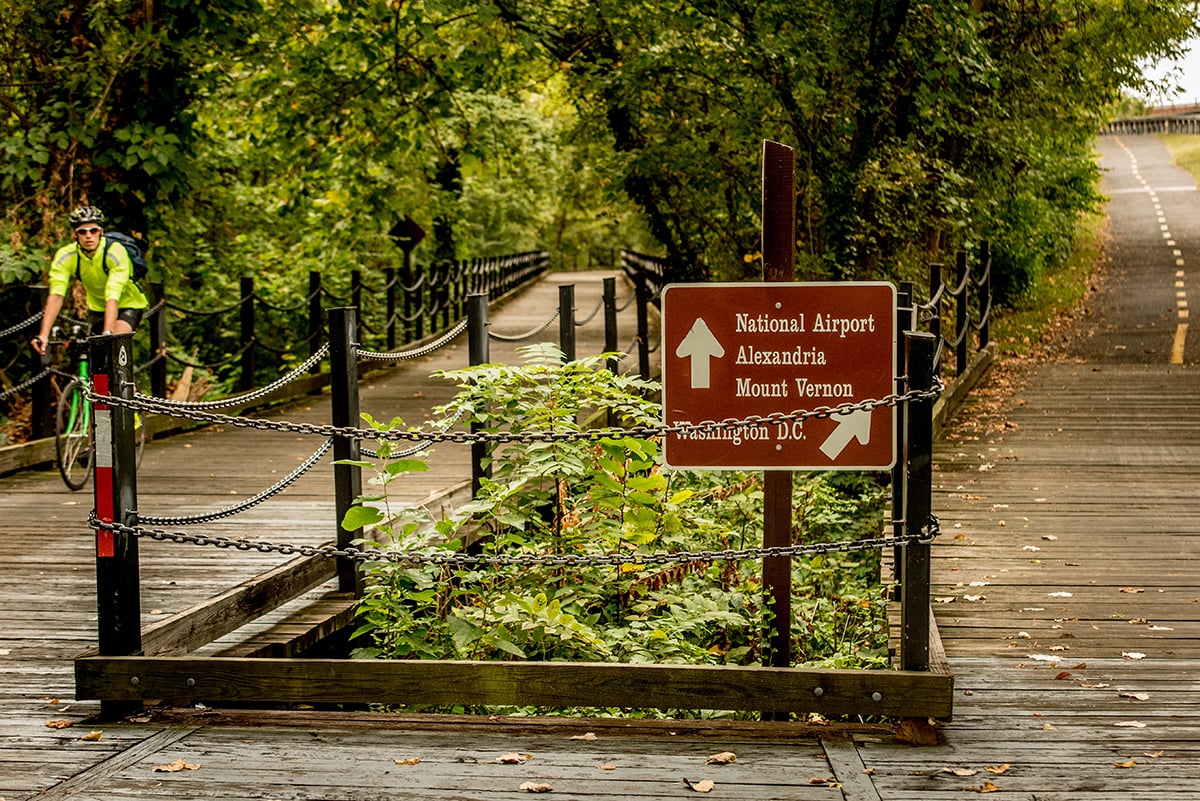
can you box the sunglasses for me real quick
[75,227,102,235]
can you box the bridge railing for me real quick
[1102,114,1200,135]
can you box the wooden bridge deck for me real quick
[5,134,1200,800]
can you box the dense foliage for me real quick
[344,347,889,697]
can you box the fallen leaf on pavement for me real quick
[496,753,533,764]
[984,764,1010,774]
[394,757,421,766]
[942,767,977,777]
[706,752,736,765]
[1114,760,1137,768]
[80,731,103,742]
[808,777,840,786]
[44,720,74,729]
[519,781,554,793]
[683,778,715,793]
[977,782,1002,793]
[153,758,200,772]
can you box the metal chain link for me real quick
[91,515,940,568]
[574,296,605,327]
[138,439,334,526]
[90,381,943,447]
[0,367,51,400]
[488,309,560,342]
[151,342,330,411]
[0,311,42,339]
[357,320,468,362]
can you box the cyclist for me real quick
[30,204,148,355]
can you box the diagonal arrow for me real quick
[819,408,873,461]
[675,318,725,389]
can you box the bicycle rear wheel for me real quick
[55,379,93,491]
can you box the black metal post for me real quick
[467,293,490,497]
[239,275,255,391]
[148,282,167,398]
[760,140,795,684]
[634,271,650,380]
[979,240,992,348]
[927,264,942,378]
[892,282,913,600]
[901,331,937,671]
[90,332,143,719]
[308,271,322,374]
[603,276,618,374]
[385,266,397,351]
[329,307,363,596]
[559,284,576,362]
[30,286,53,439]
[956,251,969,376]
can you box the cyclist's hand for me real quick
[30,335,47,356]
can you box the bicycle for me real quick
[49,324,145,491]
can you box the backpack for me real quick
[75,231,149,285]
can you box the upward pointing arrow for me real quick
[819,409,873,460]
[675,318,725,389]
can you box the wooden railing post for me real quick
[90,331,143,719]
[901,331,937,672]
[559,284,576,362]
[329,307,363,597]
[148,281,167,398]
[239,275,255,391]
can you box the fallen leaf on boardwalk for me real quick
[808,777,840,787]
[1079,683,1110,689]
[153,758,200,772]
[80,731,103,742]
[596,764,616,771]
[1053,671,1072,680]
[1128,618,1149,624]
[1119,588,1145,594]
[569,732,598,741]
[1028,654,1061,662]
[895,718,939,746]
[1022,545,1040,552]
[984,764,1010,775]
[683,778,715,793]
[942,767,978,777]
[495,753,533,764]
[1041,724,1056,731]
[1048,645,1070,651]
[1121,652,1146,660]
[1148,625,1174,631]
[1047,591,1073,598]
[705,752,737,764]
[934,597,956,604]
[44,720,73,729]
[1114,760,1137,768]
[1119,692,1150,701]
[1143,751,1165,758]
[977,782,1002,793]
[1042,535,1058,541]
[964,594,986,602]
[519,781,554,793]
[1017,631,1032,639]
[393,757,421,766]
[1115,721,1147,728]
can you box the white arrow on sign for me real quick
[675,317,725,389]
[819,408,873,460]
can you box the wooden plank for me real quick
[74,657,955,718]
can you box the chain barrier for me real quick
[574,296,605,327]
[91,380,943,448]
[0,367,51,400]
[138,439,334,526]
[356,320,468,362]
[91,515,941,568]
[153,342,330,411]
[0,311,42,339]
[488,309,561,342]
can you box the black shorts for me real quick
[88,308,145,335]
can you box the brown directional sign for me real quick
[388,215,426,253]
[661,282,896,470]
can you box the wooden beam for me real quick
[75,657,954,718]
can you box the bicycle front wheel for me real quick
[56,379,93,491]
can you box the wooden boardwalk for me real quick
[5,134,1200,800]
